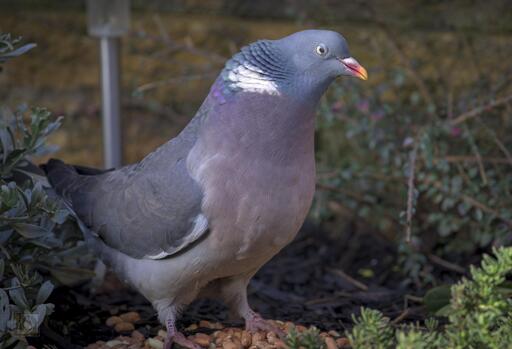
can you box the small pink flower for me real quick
[450,126,462,137]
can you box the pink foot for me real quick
[164,331,201,349]
[245,311,286,338]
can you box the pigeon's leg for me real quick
[219,276,285,337]
[156,303,201,349]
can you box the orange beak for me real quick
[340,57,368,80]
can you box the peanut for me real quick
[106,316,123,327]
[120,312,141,323]
[114,321,135,333]
[325,336,338,349]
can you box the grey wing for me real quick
[84,161,207,259]
[69,111,210,260]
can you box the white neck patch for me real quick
[225,63,281,96]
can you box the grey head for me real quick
[221,29,368,102]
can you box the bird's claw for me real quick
[245,312,286,339]
[164,332,201,349]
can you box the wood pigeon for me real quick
[44,29,367,349]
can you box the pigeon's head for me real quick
[222,29,367,100]
[277,30,367,81]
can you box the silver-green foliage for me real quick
[0,33,35,65]
[348,247,512,349]
[0,34,87,348]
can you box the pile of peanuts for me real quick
[86,313,350,349]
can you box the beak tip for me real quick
[358,67,369,81]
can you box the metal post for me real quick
[100,37,122,168]
[87,0,129,169]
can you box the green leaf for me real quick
[8,280,29,310]
[52,209,68,224]
[11,223,51,239]
[435,304,453,317]
[32,303,53,328]
[424,284,452,315]
[0,43,36,62]
[35,280,54,305]
[50,266,96,286]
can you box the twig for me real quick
[435,156,512,165]
[465,124,488,186]
[405,141,419,243]
[404,294,423,304]
[428,254,465,274]
[328,268,368,291]
[451,94,512,125]
[460,194,512,227]
[391,308,410,325]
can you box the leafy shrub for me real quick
[347,247,512,348]
[0,34,87,348]
[347,308,394,349]
[286,325,326,349]
[313,31,512,283]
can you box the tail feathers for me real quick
[42,159,115,264]
[41,158,80,198]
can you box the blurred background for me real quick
[2,0,512,286]
[1,1,510,162]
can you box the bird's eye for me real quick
[315,44,328,56]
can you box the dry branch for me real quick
[435,156,512,165]
[328,268,368,291]
[451,94,512,125]
[428,254,465,274]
